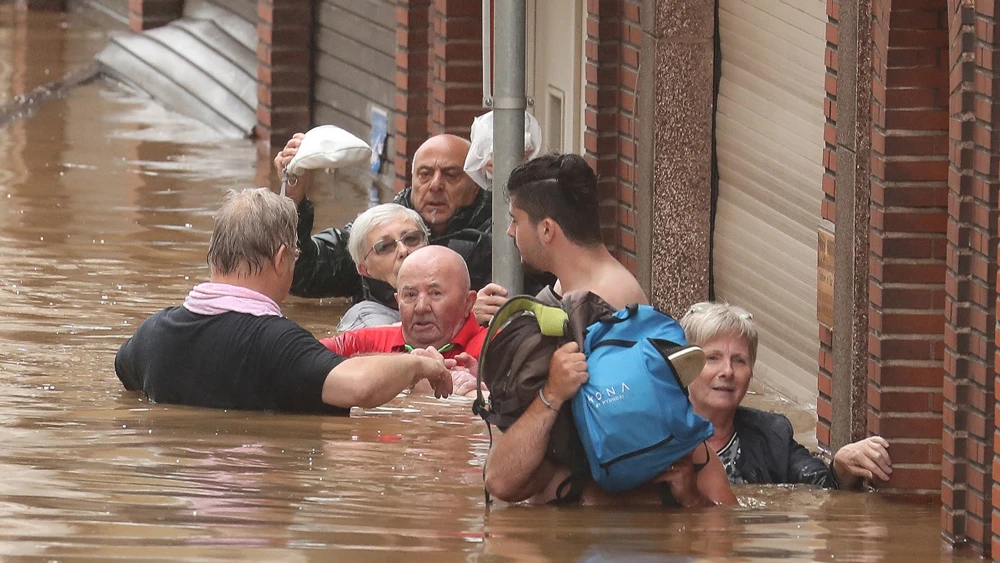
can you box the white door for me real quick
[714,0,827,405]
[526,0,584,154]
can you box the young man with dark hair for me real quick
[503,153,646,307]
[484,154,736,507]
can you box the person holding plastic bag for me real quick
[461,111,547,323]
[274,120,552,328]
[463,110,543,191]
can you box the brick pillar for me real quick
[946,0,1000,554]
[817,0,839,458]
[255,0,313,152]
[616,1,640,274]
[942,0,1000,555]
[867,0,949,496]
[584,1,639,272]
[636,0,714,316]
[394,0,432,193]
[427,0,482,136]
[819,0,875,455]
[128,0,182,31]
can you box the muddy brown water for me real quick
[0,7,980,562]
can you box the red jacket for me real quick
[320,312,488,360]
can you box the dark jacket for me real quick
[290,187,494,304]
[733,406,839,488]
[291,187,553,309]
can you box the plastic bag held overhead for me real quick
[463,111,543,191]
[280,125,373,197]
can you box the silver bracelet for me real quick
[538,388,559,412]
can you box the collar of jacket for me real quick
[361,276,398,308]
[394,187,493,234]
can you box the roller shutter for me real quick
[714,0,826,404]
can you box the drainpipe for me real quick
[489,0,526,294]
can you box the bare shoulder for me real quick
[593,267,648,309]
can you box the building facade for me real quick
[30,0,1000,557]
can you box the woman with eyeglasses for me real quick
[679,302,893,489]
[334,203,431,332]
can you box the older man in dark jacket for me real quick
[275,133,549,324]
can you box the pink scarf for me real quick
[182,283,282,317]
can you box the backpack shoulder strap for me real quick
[474,296,568,415]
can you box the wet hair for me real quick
[680,301,759,367]
[505,153,602,245]
[207,188,298,277]
[347,203,429,265]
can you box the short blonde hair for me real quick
[208,188,297,276]
[680,301,758,367]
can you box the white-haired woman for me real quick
[338,203,429,331]
[680,302,893,489]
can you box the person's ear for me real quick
[538,218,557,243]
[357,262,370,277]
[275,245,293,271]
[464,290,477,313]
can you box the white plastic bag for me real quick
[463,111,543,190]
[286,125,372,177]
[281,125,373,197]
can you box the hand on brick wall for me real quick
[832,436,892,490]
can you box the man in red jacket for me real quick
[321,245,486,396]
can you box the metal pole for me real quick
[491,0,526,294]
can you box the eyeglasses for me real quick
[687,301,753,321]
[363,230,427,261]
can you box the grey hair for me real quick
[207,188,298,277]
[347,203,428,265]
[679,301,759,367]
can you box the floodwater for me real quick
[0,7,981,562]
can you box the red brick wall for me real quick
[945,0,1000,553]
[394,0,482,191]
[818,0,839,452]
[821,0,949,493]
[128,0,181,32]
[394,0,432,192]
[255,0,313,151]
[428,0,482,136]
[867,0,949,497]
[584,0,640,273]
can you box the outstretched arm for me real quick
[322,354,452,409]
[288,199,364,298]
[272,134,364,299]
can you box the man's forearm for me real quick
[484,397,559,502]
[323,355,428,408]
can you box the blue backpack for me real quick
[572,304,714,492]
[475,295,713,495]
